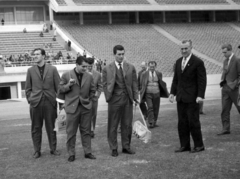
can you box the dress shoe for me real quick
[90,131,95,138]
[85,153,96,159]
[217,131,230,135]
[50,150,61,156]
[68,155,75,162]
[149,123,154,128]
[33,151,41,159]
[174,147,191,153]
[112,149,118,157]
[199,112,205,115]
[190,146,205,153]
[122,148,135,155]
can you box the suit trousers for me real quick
[221,85,240,132]
[140,102,147,119]
[66,103,92,156]
[30,95,57,153]
[145,92,160,124]
[91,100,98,131]
[177,101,204,148]
[108,93,133,150]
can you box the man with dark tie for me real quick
[58,56,96,162]
[25,48,60,158]
[218,44,240,135]
[102,45,139,157]
[139,61,169,128]
[169,40,207,153]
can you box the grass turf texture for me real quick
[1,99,240,179]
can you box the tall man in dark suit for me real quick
[218,44,240,135]
[169,40,207,153]
[58,56,96,162]
[138,62,148,120]
[86,57,103,138]
[139,61,169,128]
[102,45,139,157]
[25,48,60,158]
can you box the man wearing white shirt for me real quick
[102,45,139,157]
[169,40,207,153]
[218,44,240,135]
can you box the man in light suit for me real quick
[86,57,102,138]
[139,61,169,128]
[102,45,139,157]
[218,44,240,135]
[169,40,207,153]
[25,48,60,159]
[58,56,96,162]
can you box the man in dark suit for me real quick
[218,44,240,135]
[169,40,207,153]
[138,62,148,120]
[102,45,139,157]
[25,48,60,159]
[58,56,96,162]
[86,57,102,138]
[139,61,169,128]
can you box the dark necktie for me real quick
[182,58,186,71]
[119,63,123,76]
[152,71,154,82]
[226,58,230,70]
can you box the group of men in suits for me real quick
[25,41,240,161]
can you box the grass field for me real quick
[1,99,240,179]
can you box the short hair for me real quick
[113,45,124,55]
[76,56,86,65]
[148,61,157,66]
[33,48,45,56]
[141,61,147,66]
[86,57,94,65]
[221,44,232,51]
[181,39,192,47]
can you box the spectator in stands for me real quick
[23,28,27,33]
[137,62,148,120]
[169,40,206,153]
[43,23,48,33]
[103,59,106,66]
[39,31,43,37]
[68,40,71,51]
[58,56,96,162]
[0,55,5,72]
[25,48,61,159]
[50,21,53,30]
[52,36,56,41]
[1,18,4,26]
[86,57,102,138]
[83,50,87,57]
[102,45,139,157]
[53,28,57,37]
[64,41,68,50]
[139,61,169,128]
[77,52,81,57]
[218,44,240,135]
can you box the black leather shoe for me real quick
[85,153,96,159]
[190,146,205,153]
[50,150,61,156]
[112,149,118,157]
[149,123,154,128]
[90,131,95,138]
[33,151,41,159]
[174,147,191,153]
[68,155,75,162]
[122,148,135,154]
[217,131,230,135]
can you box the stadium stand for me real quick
[232,0,240,4]
[73,0,149,5]
[55,0,67,6]
[155,0,228,4]
[60,24,222,76]
[159,23,240,63]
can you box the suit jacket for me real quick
[139,70,169,102]
[58,69,95,114]
[221,54,240,90]
[170,54,207,103]
[25,64,60,108]
[138,69,146,91]
[91,69,103,101]
[102,61,138,103]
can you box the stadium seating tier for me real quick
[73,0,149,5]
[155,0,228,4]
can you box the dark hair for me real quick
[113,45,124,55]
[86,57,95,65]
[221,43,232,51]
[182,39,192,46]
[33,48,46,56]
[148,61,157,66]
[76,56,86,65]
